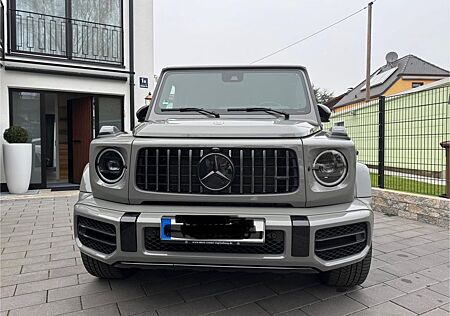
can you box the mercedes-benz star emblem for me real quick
[198,153,235,191]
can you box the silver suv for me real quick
[75,66,373,287]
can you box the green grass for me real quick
[369,173,445,197]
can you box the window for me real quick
[412,82,423,88]
[96,96,124,135]
[10,0,123,65]
[155,69,311,115]
[10,91,42,184]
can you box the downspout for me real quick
[129,0,135,130]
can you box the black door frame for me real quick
[8,88,124,189]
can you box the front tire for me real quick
[319,247,372,287]
[81,253,134,279]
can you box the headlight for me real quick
[96,148,126,183]
[312,150,347,186]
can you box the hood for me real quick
[133,118,320,138]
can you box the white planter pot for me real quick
[3,143,32,194]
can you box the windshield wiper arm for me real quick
[227,107,290,120]
[161,107,220,118]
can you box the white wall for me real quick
[133,0,155,121]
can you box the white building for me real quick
[0,0,154,190]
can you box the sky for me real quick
[153,0,450,95]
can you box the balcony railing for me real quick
[8,9,123,65]
[1,3,4,59]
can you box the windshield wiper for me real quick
[161,107,220,118]
[227,107,290,120]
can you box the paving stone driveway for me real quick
[1,192,449,316]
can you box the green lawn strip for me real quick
[369,173,445,197]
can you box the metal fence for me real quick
[328,84,450,197]
[8,9,123,65]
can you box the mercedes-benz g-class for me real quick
[74,66,373,287]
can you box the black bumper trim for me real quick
[120,213,140,252]
[291,216,310,257]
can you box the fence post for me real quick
[440,141,450,198]
[378,96,385,188]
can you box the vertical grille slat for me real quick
[274,149,278,193]
[286,150,289,192]
[251,149,255,194]
[240,149,244,194]
[136,147,299,195]
[166,149,170,192]
[188,149,192,193]
[263,149,266,193]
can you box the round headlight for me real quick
[96,149,126,183]
[312,150,347,186]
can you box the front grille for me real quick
[144,228,284,254]
[77,216,117,254]
[136,147,299,194]
[314,223,367,261]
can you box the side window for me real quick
[412,82,423,88]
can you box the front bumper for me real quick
[74,195,373,272]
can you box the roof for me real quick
[334,54,449,108]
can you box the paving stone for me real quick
[257,289,318,314]
[142,273,201,295]
[264,273,318,294]
[347,283,405,306]
[26,245,75,257]
[376,250,417,264]
[349,301,416,315]
[1,242,51,254]
[300,295,365,316]
[49,263,87,278]
[428,281,450,297]
[386,272,439,293]
[422,308,450,316]
[1,255,51,269]
[304,284,357,300]
[0,251,26,260]
[48,279,111,301]
[216,284,276,308]
[361,268,397,288]
[117,291,184,315]
[209,303,270,316]
[379,260,427,277]
[0,291,47,311]
[393,288,449,314]
[157,296,224,316]
[21,258,76,273]
[1,270,49,286]
[0,266,21,276]
[51,250,81,261]
[178,279,236,301]
[418,263,450,281]
[8,297,81,316]
[15,275,78,295]
[409,253,449,268]
[81,285,146,309]
[63,304,121,316]
[0,285,16,298]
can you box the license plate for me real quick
[160,216,265,245]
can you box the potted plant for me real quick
[3,126,32,194]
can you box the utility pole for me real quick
[365,1,373,102]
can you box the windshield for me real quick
[154,69,312,115]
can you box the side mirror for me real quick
[317,103,331,122]
[136,105,149,123]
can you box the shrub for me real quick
[3,126,29,143]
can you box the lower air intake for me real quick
[77,216,117,254]
[315,223,367,261]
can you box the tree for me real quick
[313,86,334,104]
